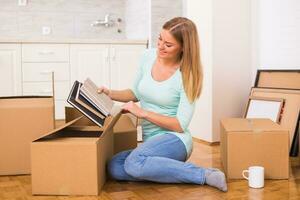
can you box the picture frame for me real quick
[254,69,300,90]
[244,96,284,123]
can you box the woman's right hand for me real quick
[97,86,110,96]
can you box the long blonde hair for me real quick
[163,17,203,102]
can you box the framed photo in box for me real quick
[244,96,284,123]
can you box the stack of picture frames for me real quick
[244,70,300,156]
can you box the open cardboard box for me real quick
[220,118,289,179]
[65,106,138,154]
[31,108,122,195]
[0,96,55,175]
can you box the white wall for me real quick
[253,0,300,71]
[186,0,252,142]
[186,0,213,142]
[212,0,252,141]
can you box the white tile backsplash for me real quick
[0,0,125,40]
[0,11,18,37]
[0,0,182,41]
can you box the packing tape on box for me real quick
[247,119,263,134]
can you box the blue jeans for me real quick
[108,133,206,184]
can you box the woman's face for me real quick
[157,29,182,61]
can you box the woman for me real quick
[98,17,227,192]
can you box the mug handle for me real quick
[242,170,249,180]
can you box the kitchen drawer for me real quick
[22,44,69,62]
[22,63,69,82]
[22,81,70,100]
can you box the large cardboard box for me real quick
[0,96,55,175]
[65,106,137,154]
[31,111,121,195]
[220,118,289,179]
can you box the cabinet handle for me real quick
[38,51,55,55]
[39,89,52,93]
[105,48,109,62]
[111,47,116,60]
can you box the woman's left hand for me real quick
[121,101,147,119]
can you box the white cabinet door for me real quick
[70,44,110,88]
[110,44,146,90]
[0,44,22,96]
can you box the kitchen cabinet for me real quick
[0,44,22,96]
[70,44,146,90]
[0,41,146,119]
[21,44,70,119]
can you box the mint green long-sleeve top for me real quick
[131,49,195,157]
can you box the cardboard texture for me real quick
[220,118,289,179]
[65,106,138,127]
[31,110,122,196]
[250,88,300,148]
[113,114,137,154]
[65,106,95,126]
[65,106,137,154]
[255,70,300,90]
[0,96,55,175]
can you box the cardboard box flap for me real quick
[100,111,122,138]
[65,108,122,138]
[67,125,102,132]
[0,97,54,109]
[65,106,94,126]
[255,70,300,90]
[114,114,137,133]
[33,117,84,142]
[221,118,285,132]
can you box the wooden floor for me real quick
[1,141,300,200]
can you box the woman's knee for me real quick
[107,157,123,180]
[107,150,132,180]
[123,151,145,178]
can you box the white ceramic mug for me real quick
[242,166,264,188]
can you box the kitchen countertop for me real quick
[0,38,148,45]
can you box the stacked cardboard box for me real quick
[0,96,55,175]
[221,70,299,179]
